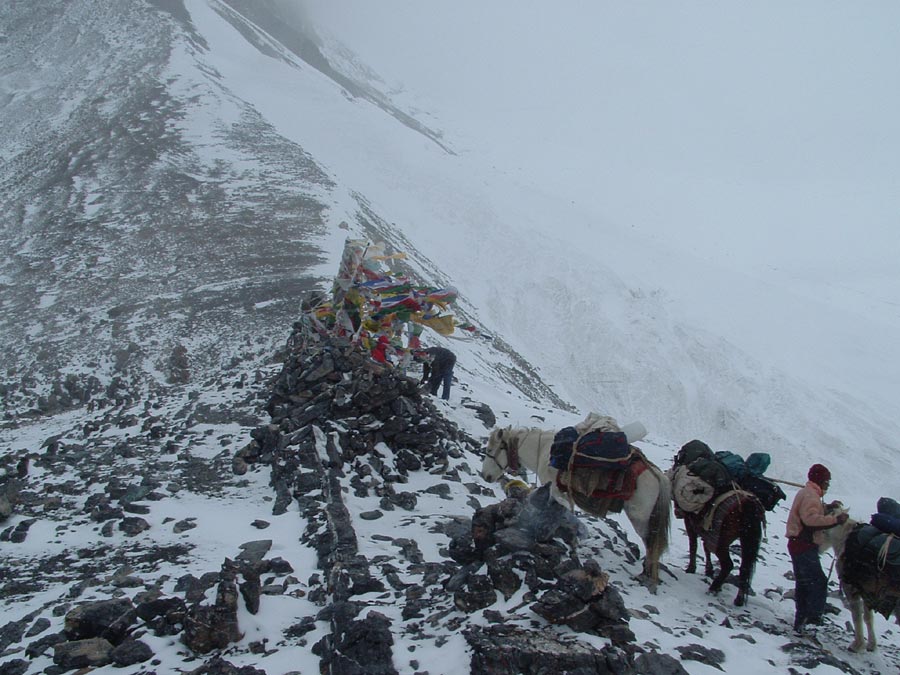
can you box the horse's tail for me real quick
[739,495,766,582]
[644,461,672,565]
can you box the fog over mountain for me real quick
[238,0,900,495]
[1,2,898,674]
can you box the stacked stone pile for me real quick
[231,323,484,674]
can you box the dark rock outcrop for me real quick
[313,603,398,675]
[185,656,268,675]
[182,560,243,653]
[532,560,634,643]
[466,624,632,675]
[53,637,114,669]
[110,638,154,666]
[63,598,135,644]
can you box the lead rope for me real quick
[826,552,837,582]
[563,431,582,511]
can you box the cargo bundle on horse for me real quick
[669,440,778,606]
[821,498,900,653]
[481,413,671,589]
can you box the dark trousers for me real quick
[428,367,453,400]
[791,547,827,628]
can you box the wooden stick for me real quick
[769,477,805,489]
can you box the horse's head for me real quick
[481,426,513,483]
[820,501,855,554]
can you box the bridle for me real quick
[485,431,521,475]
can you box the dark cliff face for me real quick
[0,0,334,418]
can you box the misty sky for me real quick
[299,1,900,281]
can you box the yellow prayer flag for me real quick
[412,314,456,336]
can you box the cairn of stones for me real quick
[234,321,484,674]
[233,320,646,674]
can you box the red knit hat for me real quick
[808,463,831,485]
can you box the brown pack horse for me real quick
[482,426,671,589]
[820,505,900,653]
[682,490,766,606]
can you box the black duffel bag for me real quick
[740,475,786,511]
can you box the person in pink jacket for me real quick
[785,463,849,634]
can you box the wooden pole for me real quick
[769,477,806,489]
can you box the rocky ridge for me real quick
[234,321,657,674]
[2,317,899,674]
[0,317,672,675]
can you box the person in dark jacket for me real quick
[420,346,456,400]
[785,463,848,634]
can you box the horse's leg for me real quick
[640,557,656,588]
[703,545,715,578]
[848,595,866,653]
[625,469,668,592]
[864,603,877,651]
[644,466,671,590]
[709,547,732,595]
[734,512,762,607]
[734,550,751,606]
[686,535,698,574]
[685,518,698,574]
[640,542,660,592]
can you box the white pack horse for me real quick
[820,506,900,653]
[482,425,671,588]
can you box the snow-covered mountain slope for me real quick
[0,0,565,424]
[1,1,898,674]
[170,1,900,501]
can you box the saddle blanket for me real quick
[700,490,756,552]
[555,457,648,504]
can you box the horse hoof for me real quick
[635,573,659,594]
[866,643,877,652]
[734,595,746,607]
[685,567,695,575]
